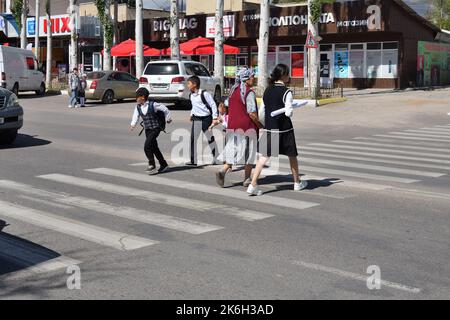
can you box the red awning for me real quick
[108,39,150,57]
[143,47,161,57]
[163,37,240,55]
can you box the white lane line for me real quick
[299,150,450,171]
[0,180,223,235]
[420,128,450,133]
[388,132,450,140]
[354,137,450,148]
[307,143,450,159]
[286,165,419,184]
[0,200,158,251]
[85,168,320,211]
[294,157,444,177]
[292,260,421,294]
[19,195,73,210]
[375,134,450,143]
[333,140,450,154]
[434,125,450,128]
[0,233,81,280]
[301,146,450,165]
[405,130,450,136]
[38,174,274,221]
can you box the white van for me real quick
[0,46,46,96]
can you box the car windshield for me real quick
[87,72,106,80]
[144,63,179,75]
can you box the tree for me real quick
[214,0,224,95]
[135,0,144,78]
[257,0,270,96]
[95,0,113,70]
[20,0,28,49]
[170,0,180,60]
[45,0,52,89]
[69,0,78,71]
[427,0,450,29]
[35,0,40,62]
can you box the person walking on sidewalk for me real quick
[68,68,80,108]
[78,74,88,108]
[215,68,263,188]
[186,76,219,166]
[247,64,308,196]
[129,88,172,175]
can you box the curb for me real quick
[317,97,347,106]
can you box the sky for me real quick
[404,0,433,16]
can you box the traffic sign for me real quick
[305,30,319,49]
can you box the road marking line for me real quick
[375,134,450,143]
[0,180,223,235]
[37,174,274,221]
[18,195,73,210]
[292,260,421,294]
[307,143,450,159]
[301,146,450,165]
[0,200,158,251]
[405,130,450,136]
[354,137,450,148]
[388,132,450,140]
[333,140,450,154]
[85,168,320,211]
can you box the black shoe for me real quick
[185,162,197,166]
[158,164,169,174]
[146,165,156,173]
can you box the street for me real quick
[0,88,449,300]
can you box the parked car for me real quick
[0,87,24,145]
[139,60,222,107]
[0,45,46,96]
[85,71,139,104]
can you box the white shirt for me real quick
[276,81,294,117]
[130,101,172,127]
[190,89,218,119]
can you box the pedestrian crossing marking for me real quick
[333,140,450,154]
[405,130,450,136]
[0,200,158,251]
[0,180,223,235]
[85,168,320,211]
[37,174,274,221]
[354,137,450,149]
[388,132,450,140]
[375,134,450,143]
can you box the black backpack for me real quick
[138,101,167,136]
[189,89,212,115]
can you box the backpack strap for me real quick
[200,89,213,116]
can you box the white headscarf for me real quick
[229,67,255,104]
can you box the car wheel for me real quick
[214,86,222,104]
[0,129,18,145]
[36,83,46,96]
[12,83,19,96]
[102,90,114,104]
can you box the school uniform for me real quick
[261,82,298,157]
[131,101,171,167]
[189,89,218,165]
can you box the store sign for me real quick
[35,15,72,37]
[206,15,235,38]
[153,17,198,32]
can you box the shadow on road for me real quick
[0,134,52,149]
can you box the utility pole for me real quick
[135,0,144,78]
[257,0,270,96]
[170,0,180,60]
[45,0,52,89]
[20,0,28,49]
[35,0,40,62]
[69,0,77,71]
[214,0,224,94]
[307,0,320,100]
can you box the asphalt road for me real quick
[0,88,449,300]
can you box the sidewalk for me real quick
[343,86,450,98]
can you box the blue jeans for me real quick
[69,89,78,107]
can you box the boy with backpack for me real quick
[186,76,220,166]
[129,88,172,174]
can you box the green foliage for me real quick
[11,0,24,30]
[94,0,114,49]
[310,0,335,24]
[427,0,450,29]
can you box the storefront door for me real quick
[320,51,333,87]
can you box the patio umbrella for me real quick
[163,37,240,55]
[143,47,162,57]
[108,39,150,57]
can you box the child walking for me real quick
[129,88,172,175]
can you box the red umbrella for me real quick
[143,47,161,57]
[163,37,240,55]
[108,39,150,57]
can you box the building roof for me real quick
[393,0,440,33]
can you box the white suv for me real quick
[139,60,222,107]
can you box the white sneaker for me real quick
[294,180,308,191]
[68,105,74,108]
[243,178,252,188]
[247,184,263,196]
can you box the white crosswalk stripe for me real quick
[0,180,223,235]
[388,132,450,140]
[405,130,450,136]
[306,143,450,159]
[0,200,158,251]
[374,134,450,143]
[354,137,450,148]
[85,168,320,210]
[37,173,275,221]
[332,140,450,154]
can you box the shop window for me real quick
[225,55,237,78]
[320,44,332,51]
[366,50,382,78]
[291,52,304,78]
[277,46,291,71]
[381,50,398,78]
[350,44,364,50]
[292,45,304,52]
[383,42,398,50]
[335,44,349,51]
[334,51,349,78]
[239,47,249,54]
[349,51,365,78]
[367,43,382,50]
[26,57,35,70]
[237,55,248,67]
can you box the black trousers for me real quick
[145,129,167,167]
[190,115,217,164]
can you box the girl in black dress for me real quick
[247,64,308,196]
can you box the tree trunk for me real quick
[103,0,112,71]
[69,0,77,71]
[170,0,180,60]
[307,0,320,100]
[214,0,224,95]
[135,0,144,78]
[35,0,40,62]
[113,0,119,45]
[20,0,28,49]
[45,0,52,89]
[257,0,270,96]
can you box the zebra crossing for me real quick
[1,123,450,280]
